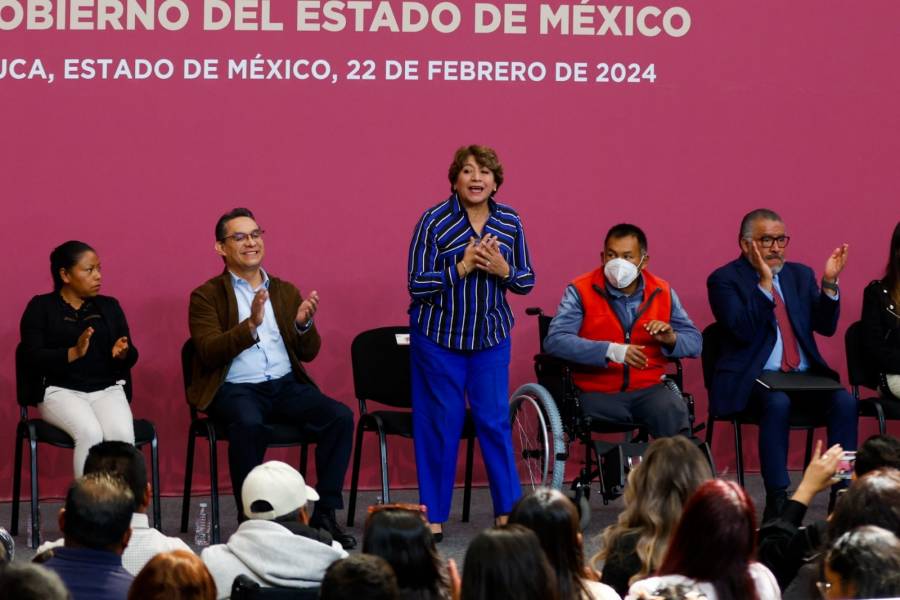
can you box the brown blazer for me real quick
[187,270,321,410]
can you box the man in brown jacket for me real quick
[188,207,355,548]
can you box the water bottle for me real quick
[194,503,210,548]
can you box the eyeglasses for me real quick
[220,229,265,243]
[816,580,831,597]
[367,503,428,521]
[756,235,790,249]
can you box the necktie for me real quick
[773,289,800,371]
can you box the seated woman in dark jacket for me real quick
[861,221,900,402]
[20,240,138,476]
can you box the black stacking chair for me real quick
[231,574,320,599]
[179,339,312,545]
[11,342,161,549]
[346,326,476,527]
[702,322,826,487]
[845,320,900,434]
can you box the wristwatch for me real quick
[822,279,839,293]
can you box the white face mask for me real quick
[604,257,643,289]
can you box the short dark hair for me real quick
[214,208,256,241]
[739,208,782,241]
[461,525,559,600]
[826,526,900,598]
[84,442,147,512]
[448,145,504,193]
[855,434,900,477]
[320,555,399,600]
[0,563,70,600]
[63,473,134,551]
[604,223,648,255]
[49,241,94,292]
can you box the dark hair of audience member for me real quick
[320,555,400,600]
[49,240,94,291]
[509,488,590,600]
[657,479,759,600]
[825,526,900,599]
[84,441,148,512]
[828,468,900,542]
[363,507,447,600]
[63,472,134,551]
[0,563,70,600]
[594,436,712,585]
[127,550,216,600]
[883,221,900,306]
[461,524,559,600]
[214,207,256,241]
[854,435,900,477]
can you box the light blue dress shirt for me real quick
[757,274,838,372]
[225,269,293,384]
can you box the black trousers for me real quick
[579,382,690,438]
[207,373,354,513]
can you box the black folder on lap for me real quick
[756,371,844,391]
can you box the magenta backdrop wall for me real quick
[2,1,898,500]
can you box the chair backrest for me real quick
[845,320,881,390]
[15,342,44,407]
[535,312,552,353]
[701,322,724,391]
[231,574,320,599]
[351,326,412,409]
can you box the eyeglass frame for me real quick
[753,235,791,249]
[219,229,265,243]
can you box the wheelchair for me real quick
[508,307,711,508]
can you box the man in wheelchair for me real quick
[543,223,702,439]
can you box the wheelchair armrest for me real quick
[525,307,544,316]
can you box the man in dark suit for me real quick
[188,207,355,548]
[707,208,856,519]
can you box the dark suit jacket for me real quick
[187,270,321,410]
[706,256,839,415]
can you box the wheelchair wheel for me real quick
[509,383,566,490]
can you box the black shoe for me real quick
[762,489,788,523]
[311,508,357,550]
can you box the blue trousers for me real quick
[749,383,858,493]
[410,329,521,522]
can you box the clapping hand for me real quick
[250,289,268,328]
[68,326,94,362]
[644,320,676,347]
[111,336,129,360]
[473,234,510,278]
[296,290,319,327]
[823,244,849,283]
[749,240,774,288]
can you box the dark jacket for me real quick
[706,256,840,415]
[187,271,321,410]
[861,279,900,378]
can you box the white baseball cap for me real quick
[241,460,319,520]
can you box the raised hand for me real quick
[250,289,268,328]
[69,326,94,362]
[749,240,773,288]
[111,336,129,360]
[644,319,676,347]
[625,345,648,369]
[296,290,319,326]
[823,243,849,282]
[473,234,510,278]
[793,440,843,506]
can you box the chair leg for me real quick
[299,443,309,478]
[11,425,24,536]
[462,436,475,523]
[180,429,197,533]
[347,423,366,527]
[208,435,221,545]
[150,432,162,532]
[378,429,391,505]
[733,421,745,488]
[803,428,814,469]
[29,436,40,549]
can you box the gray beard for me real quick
[770,262,784,275]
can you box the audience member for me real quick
[320,554,400,600]
[128,550,217,600]
[188,207,355,547]
[41,472,135,600]
[758,434,900,589]
[707,208,855,521]
[0,563,70,600]
[861,220,900,402]
[460,524,559,600]
[820,526,900,599]
[782,467,900,599]
[37,441,192,575]
[593,437,712,596]
[510,488,619,600]
[20,240,138,477]
[201,460,347,598]
[544,223,701,438]
[626,480,779,600]
[363,504,449,600]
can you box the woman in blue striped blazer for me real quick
[407,145,535,539]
